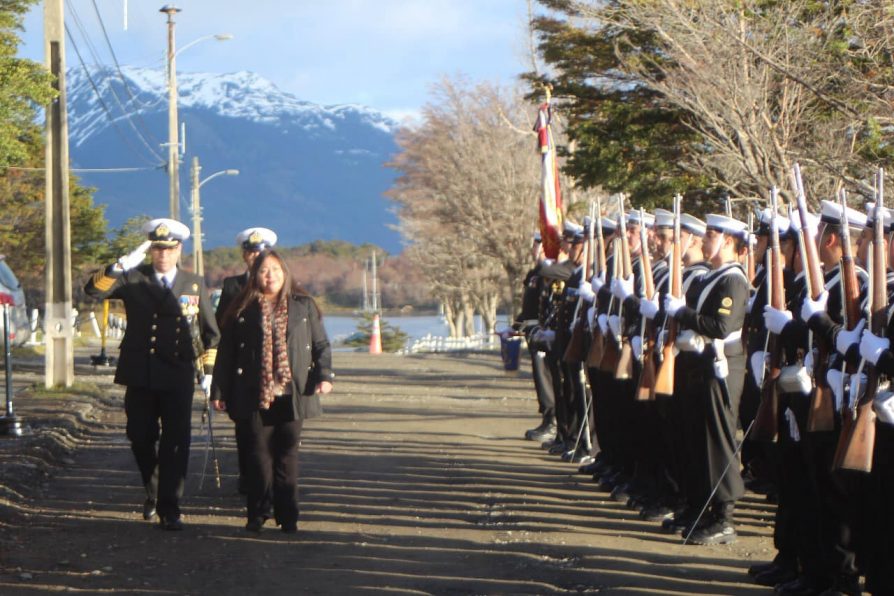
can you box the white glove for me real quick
[117,240,151,271]
[804,349,814,376]
[800,291,829,323]
[578,280,596,303]
[860,330,890,365]
[608,314,621,338]
[874,393,894,426]
[835,319,866,357]
[534,328,556,346]
[591,273,606,293]
[586,306,596,331]
[827,369,846,412]
[750,351,768,386]
[763,306,793,335]
[597,314,609,336]
[631,335,643,360]
[611,276,634,301]
[639,295,660,320]
[201,374,213,396]
[664,295,686,316]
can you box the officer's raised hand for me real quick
[116,240,152,272]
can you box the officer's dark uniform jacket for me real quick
[85,263,219,389]
[675,262,750,376]
[538,259,578,356]
[216,272,249,325]
[211,293,334,422]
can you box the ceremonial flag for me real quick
[535,100,563,259]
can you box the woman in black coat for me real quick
[211,250,334,533]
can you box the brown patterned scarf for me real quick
[259,296,291,409]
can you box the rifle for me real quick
[746,212,756,284]
[614,194,635,380]
[751,187,785,442]
[563,208,594,363]
[598,237,623,372]
[791,164,836,433]
[586,198,609,367]
[188,314,221,490]
[835,171,885,472]
[636,208,657,400]
[653,194,682,397]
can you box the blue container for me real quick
[498,331,522,372]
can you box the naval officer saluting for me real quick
[85,218,220,530]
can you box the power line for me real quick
[65,23,164,167]
[89,0,158,127]
[65,1,165,164]
[4,166,159,173]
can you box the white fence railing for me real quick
[400,333,500,354]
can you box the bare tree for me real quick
[388,77,543,336]
[553,0,894,202]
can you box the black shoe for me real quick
[574,453,595,466]
[540,436,561,450]
[687,519,736,545]
[548,441,568,455]
[754,565,799,587]
[662,509,696,534]
[641,505,674,522]
[527,425,557,443]
[281,522,297,534]
[748,561,779,577]
[580,458,610,476]
[817,575,861,596]
[610,483,631,503]
[245,517,264,533]
[159,515,183,531]
[598,471,624,491]
[775,576,825,595]
[142,498,157,521]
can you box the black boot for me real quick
[525,415,556,441]
[687,501,736,545]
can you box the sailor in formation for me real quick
[518,184,894,594]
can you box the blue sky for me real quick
[17,0,533,122]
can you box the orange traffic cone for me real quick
[369,314,383,355]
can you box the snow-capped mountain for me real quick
[65,65,402,252]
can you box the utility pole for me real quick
[44,0,74,388]
[370,249,378,312]
[190,156,203,275]
[161,5,181,221]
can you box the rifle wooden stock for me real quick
[654,195,682,397]
[636,208,657,400]
[752,188,785,443]
[563,237,590,364]
[613,196,634,380]
[599,238,622,373]
[792,164,836,433]
[835,176,885,473]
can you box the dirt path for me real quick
[0,350,775,594]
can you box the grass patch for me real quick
[27,381,107,400]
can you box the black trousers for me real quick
[243,395,304,525]
[124,385,194,518]
[529,347,555,420]
[867,422,894,594]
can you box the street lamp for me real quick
[160,4,233,221]
[190,156,239,276]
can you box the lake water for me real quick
[324,314,498,345]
